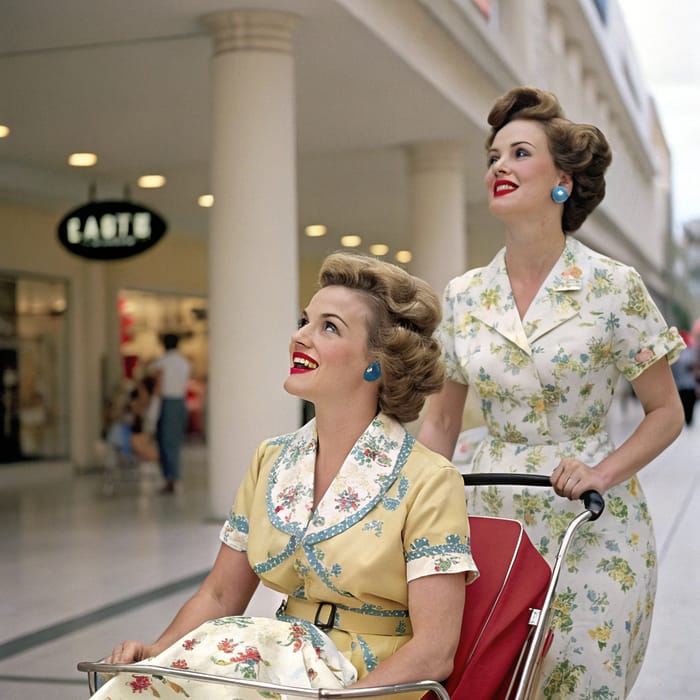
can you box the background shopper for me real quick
[154,333,191,493]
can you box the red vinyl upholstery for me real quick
[441,516,551,700]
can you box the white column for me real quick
[70,262,106,469]
[405,141,466,294]
[202,10,300,518]
[500,0,548,82]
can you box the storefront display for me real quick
[0,274,69,462]
[117,289,208,440]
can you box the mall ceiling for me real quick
[0,0,488,260]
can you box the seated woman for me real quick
[95,252,478,699]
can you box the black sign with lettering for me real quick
[57,200,168,260]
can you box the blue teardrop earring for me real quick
[551,185,569,203]
[363,361,382,382]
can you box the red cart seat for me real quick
[442,516,552,700]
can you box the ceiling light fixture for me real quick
[340,235,362,248]
[305,224,327,238]
[138,174,166,189]
[0,125,10,138]
[395,250,412,263]
[68,152,97,167]
[198,194,214,208]
[369,243,389,256]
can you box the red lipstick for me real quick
[290,351,319,374]
[493,179,517,197]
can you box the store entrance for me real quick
[116,289,208,441]
[0,274,69,463]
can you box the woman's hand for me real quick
[105,639,157,664]
[551,458,606,500]
[552,358,684,501]
[101,545,259,668]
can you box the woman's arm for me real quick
[106,544,259,663]
[351,573,466,687]
[417,380,469,459]
[552,357,684,499]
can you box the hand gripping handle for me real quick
[462,473,605,520]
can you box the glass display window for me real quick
[117,289,208,440]
[0,273,69,462]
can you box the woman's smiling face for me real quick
[284,285,374,405]
[485,118,568,220]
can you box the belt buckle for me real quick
[314,602,337,631]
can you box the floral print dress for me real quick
[437,237,684,700]
[92,413,477,699]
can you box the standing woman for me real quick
[154,333,191,493]
[96,252,477,700]
[419,86,684,698]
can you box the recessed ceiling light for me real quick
[0,125,10,138]
[138,174,166,189]
[369,243,389,256]
[340,235,362,248]
[198,194,214,207]
[305,224,327,238]
[395,250,412,263]
[68,152,97,167]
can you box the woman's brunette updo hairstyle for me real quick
[318,252,444,424]
[486,86,612,232]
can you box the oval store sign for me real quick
[57,200,167,260]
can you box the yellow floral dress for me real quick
[93,413,477,699]
[437,237,684,699]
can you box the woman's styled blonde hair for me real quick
[486,86,612,232]
[318,252,444,423]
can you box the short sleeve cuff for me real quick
[619,327,686,381]
[219,513,249,551]
[405,535,478,584]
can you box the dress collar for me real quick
[267,413,414,541]
[469,237,584,352]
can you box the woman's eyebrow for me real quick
[320,312,349,328]
[488,139,536,154]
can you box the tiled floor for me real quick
[1,401,698,699]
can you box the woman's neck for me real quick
[312,405,377,509]
[502,224,566,318]
[314,406,376,466]
[503,224,565,282]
